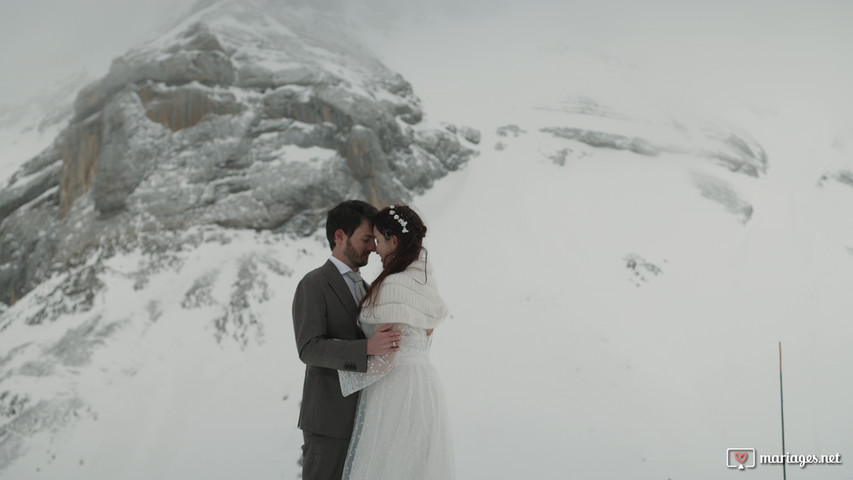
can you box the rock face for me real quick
[536,95,769,179]
[818,169,853,189]
[541,125,767,177]
[537,122,764,222]
[0,0,478,306]
[691,173,754,224]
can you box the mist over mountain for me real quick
[1,0,852,479]
[0,0,478,307]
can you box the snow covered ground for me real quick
[2,1,852,479]
[361,4,853,478]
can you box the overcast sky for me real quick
[1,0,850,115]
[0,0,197,103]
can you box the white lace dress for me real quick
[339,256,455,480]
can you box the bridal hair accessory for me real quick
[387,205,409,233]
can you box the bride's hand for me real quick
[367,324,402,355]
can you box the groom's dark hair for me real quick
[326,200,379,251]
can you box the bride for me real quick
[339,205,455,480]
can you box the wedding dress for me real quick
[339,254,455,480]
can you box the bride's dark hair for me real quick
[359,205,427,310]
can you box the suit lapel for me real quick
[321,260,358,314]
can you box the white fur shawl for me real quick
[360,256,448,329]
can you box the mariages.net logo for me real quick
[726,448,757,470]
[726,448,842,471]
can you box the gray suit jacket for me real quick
[292,259,369,439]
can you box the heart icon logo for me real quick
[727,448,755,470]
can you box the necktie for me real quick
[345,270,366,303]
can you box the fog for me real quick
[2,0,850,113]
[0,0,197,104]
[352,0,852,117]
[1,1,851,478]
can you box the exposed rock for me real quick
[0,2,476,307]
[166,21,226,53]
[137,83,242,131]
[181,270,220,309]
[550,148,569,166]
[0,4,479,475]
[6,143,63,185]
[45,315,122,367]
[699,132,768,177]
[552,95,625,119]
[818,169,853,189]
[624,254,665,287]
[0,397,86,472]
[0,392,29,419]
[414,129,469,171]
[23,264,106,326]
[0,195,63,307]
[341,126,389,179]
[60,114,103,215]
[542,124,767,178]
[71,50,235,125]
[542,127,660,156]
[392,101,422,125]
[496,124,525,137]
[92,90,169,216]
[692,172,754,223]
[0,162,61,221]
[237,65,337,89]
[213,254,271,346]
[459,126,481,145]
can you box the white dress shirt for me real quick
[329,255,361,304]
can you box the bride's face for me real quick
[373,226,398,267]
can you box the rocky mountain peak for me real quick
[0,0,479,307]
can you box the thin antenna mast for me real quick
[779,341,787,480]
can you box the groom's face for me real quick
[338,219,376,269]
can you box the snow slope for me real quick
[2,1,853,479]
[365,4,853,478]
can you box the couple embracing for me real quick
[292,200,454,480]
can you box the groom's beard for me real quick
[344,238,369,268]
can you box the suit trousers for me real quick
[302,430,350,480]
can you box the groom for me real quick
[292,199,402,480]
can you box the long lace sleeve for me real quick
[339,323,400,397]
[339,350,396,397]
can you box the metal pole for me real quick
[779,342,787,480]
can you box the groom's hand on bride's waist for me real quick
[367,324,402,356]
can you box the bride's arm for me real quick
[339,323,402,397]
[363,323,401,374]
